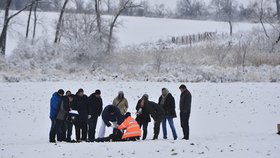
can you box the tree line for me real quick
[0,0,279,57]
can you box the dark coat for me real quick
[102,105,124,127]
[73,95,89,122]
[135,99,151,124]
[55,96,70,120]
[180,89,192,114]
[158,93,177,118]
[144,101,164,122]
[88,93,103,117]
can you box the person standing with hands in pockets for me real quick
[179,84,192,140]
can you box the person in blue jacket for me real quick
[49,89,64,143]
[97,105,124,138]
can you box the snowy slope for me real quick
[0,81,279,158]
[0,11,263,56]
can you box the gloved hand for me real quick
[88,115,91,119]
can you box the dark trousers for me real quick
[138,122,148,140]
[74,120,88,141]
[88,116,98,140]
[153,117,163,139]
[49,119,56,142]
[66,120,73,141]
[49,119,63,142]
[180,112,190,140]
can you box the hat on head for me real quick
[95,89,101,95]
[141,94,149,101]
[179,84,186,89]
[78,88,84,93]
[124,112,131,118]
[58,89,64,95]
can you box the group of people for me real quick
[49,84,192,143]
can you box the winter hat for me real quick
[141,94,149,101]
[95,89,101,95]
[58,89,64,95]
[118,91,124,98]
[78,88,84,93]
[179,84,186,90]
[124,112,131,118]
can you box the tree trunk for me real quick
[26,4,33,38]
[0,0,12,56]
[277,0,280,20]
[95,0,102,42]
[54,0,69,44]
[228,20,233,36]
[106,0,140,53]
[32,0,38,43]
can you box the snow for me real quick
[1,11,263,56]
[0,81,280,157]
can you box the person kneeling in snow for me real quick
[94,112,141,142]
[118,112,141,141]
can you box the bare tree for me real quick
[32,0,39,42]
[106,0,141,53]
[176,0,204,18]
[277,0,280,20]
[0,0,37,56]
[74,0,84,13]
[237,39,250,73]
[95,0,102,41]
[54,0,69,44]
[211,0,236,36]
[26,1,33,38]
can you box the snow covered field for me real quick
[0,81,279,158]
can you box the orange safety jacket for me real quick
[118,116,141,140]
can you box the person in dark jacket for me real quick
[73,88,89,141]
[49,89,64,143]
[179,84,192,140]
[98,105,124,138]
[141,95,164,140]
[94,128,123,142]
[49,94,74,143]
[159,88,178,140]
[135,94,151,140]
[87,89,103,141]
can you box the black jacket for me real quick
[55,96,70,120]
[144,101,164,122]
[135,99,151,124]
[102,105,124,127]
[158,93,177,118]
[180,89,192,113]
[88,93,103,117]
[73,95,89,122]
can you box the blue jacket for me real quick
[102,105,124,127]
[50,92,61,119]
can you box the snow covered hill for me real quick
[1,11,263,56]
[0,81,279,158]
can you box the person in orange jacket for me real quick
[118,112,141,141]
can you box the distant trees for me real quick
[176,0,205,18]
[210,0,237,36]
